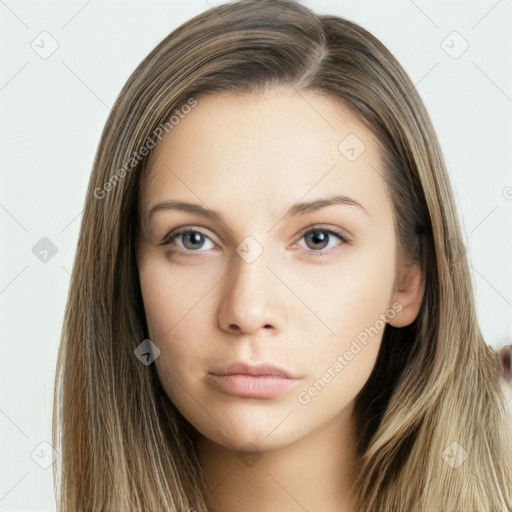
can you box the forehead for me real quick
[140,89,387,225]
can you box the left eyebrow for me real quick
[144,194,369,227]
[285,195,369,218]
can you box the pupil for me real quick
[183,231,204,250]
[307,231,328,250]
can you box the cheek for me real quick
[137,259,216,384]
[138,257,218,339]
[292,234,396,388]
[298,237,395,341]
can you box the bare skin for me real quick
[136,89,424,512]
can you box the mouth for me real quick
[207,361,302,399]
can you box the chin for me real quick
[192,412,306,453]
[205,431,293,453]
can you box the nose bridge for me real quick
[218,233,285,333]
[233,238,269,296]
[231,235,273,309]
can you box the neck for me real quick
[195,404,360,512]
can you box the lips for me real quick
[208,361,298,379]
[207,361,302,399]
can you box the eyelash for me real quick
[159,225,349,257]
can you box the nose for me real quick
[217,247,287,336]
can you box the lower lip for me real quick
[208,374,300,398]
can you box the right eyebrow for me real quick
[147,200,224,223]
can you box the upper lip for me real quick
[209,362,299,379]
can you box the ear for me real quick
[388,262,424,328]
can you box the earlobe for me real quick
[388,262,424,328]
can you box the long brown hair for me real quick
[52,1,512,510]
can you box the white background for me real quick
[1,1,511,510]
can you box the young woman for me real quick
[52,1,512,510]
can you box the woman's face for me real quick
[136,89,421,451]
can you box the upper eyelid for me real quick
[297,224,348,238]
